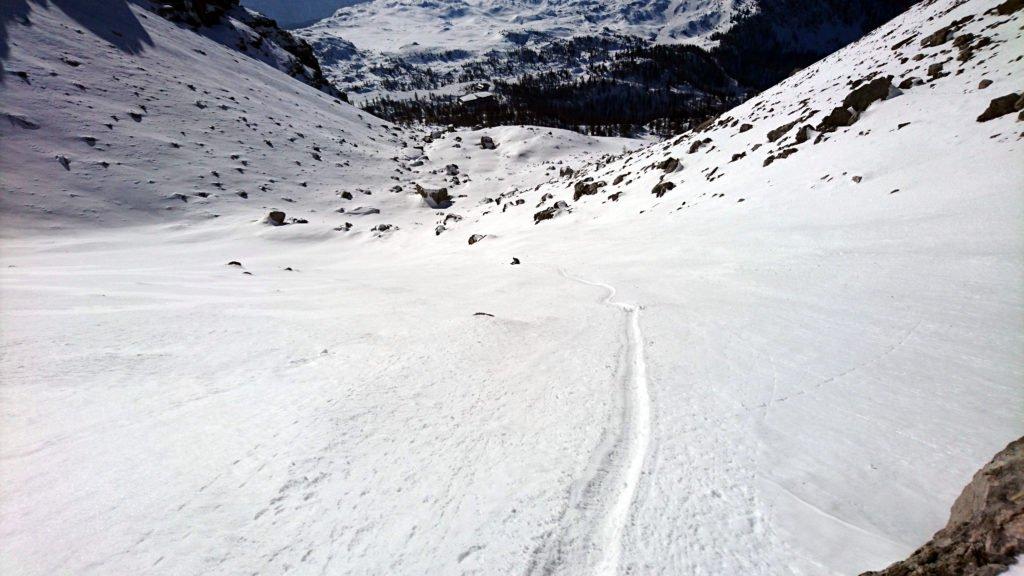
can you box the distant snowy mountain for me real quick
[298,0,915,135]
[242,0,365,28]
[302,0,752,52]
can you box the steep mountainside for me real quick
[1,0,1022,575]
[155,0,346,99]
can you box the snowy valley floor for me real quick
[2,182,1021,575]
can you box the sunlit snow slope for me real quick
[1,0,1022,575]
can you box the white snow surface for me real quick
[2,0,1023,575]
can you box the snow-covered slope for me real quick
[2,0,1023,575]
[0,0,631,233]
[157,0,345,99]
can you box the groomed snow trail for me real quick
[531,270,651,576]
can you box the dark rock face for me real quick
[767,119,799,142]
[794,124,814,144]
[651,181,676,197]
[817,106,857,132]
[992,0,1024,15]
[657,157,681,173]
[860,437,1024,576]
[266,211,286,225]
[480,136,497,150]
[534,201,569,224]
[844,78,895,112]
[920,26,953,48]
[415,184,452,208]
[467,234,487,245]
[977,93,1022,122]
[573,180,606,201]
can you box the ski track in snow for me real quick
[531,269,651,576]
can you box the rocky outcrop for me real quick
[415,184,452,208]
[977,93,1022,122]
[657,157,681,173]
[860,437,1024,576]
[534,201,569,224]
[652,181,676,197]
[573,180,607,201]
[844,78,898,113]
[265,210,286,225]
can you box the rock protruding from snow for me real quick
[573,180,606,201]
[977,93,1022,122]
[415,184,452,208]
[534,201,569,224]
[843,78,898,113]
[860,437,1024,576]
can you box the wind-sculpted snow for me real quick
[1,0,1023,575]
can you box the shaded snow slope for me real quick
[0,0,392,232]
[1,0,1023,575]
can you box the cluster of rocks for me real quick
[817,77,901,134]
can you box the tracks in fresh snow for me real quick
[529,270,651,576]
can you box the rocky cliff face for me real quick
[861,437,1024,576]
[154,0,346,100]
